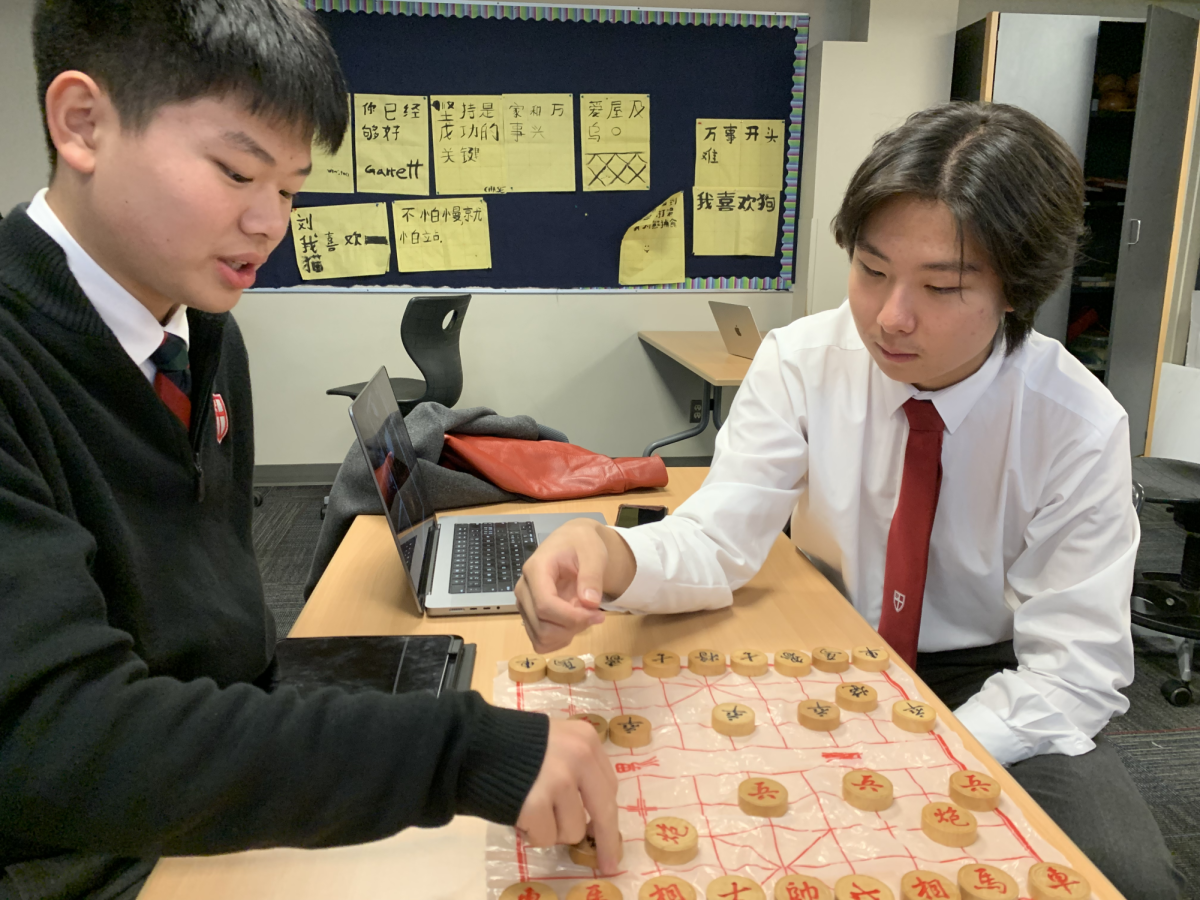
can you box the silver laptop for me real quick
[349,366,605,617]
[709,301,763,359]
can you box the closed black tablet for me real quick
[270,635,476,698]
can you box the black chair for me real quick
[1130,456,1200,706]
[326,294,471,415]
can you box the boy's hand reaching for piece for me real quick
[514,519,636,653]
[516,717,621,874]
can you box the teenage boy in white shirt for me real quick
[515,102,1183,899]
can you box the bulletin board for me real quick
[254,1,808,292]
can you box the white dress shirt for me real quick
[25,188,188,380]
[616,301,1137,766]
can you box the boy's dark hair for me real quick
[34,0,348,166]
[833,102,1085,354]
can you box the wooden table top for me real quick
[140,469,1121,900]
[638,331,753,387]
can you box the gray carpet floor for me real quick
[253,484,1200,897]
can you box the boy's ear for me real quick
[44,70,114,179]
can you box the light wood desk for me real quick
[140,469,1121,900]
[637,331,752,456]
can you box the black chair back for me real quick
[402,294,471,409]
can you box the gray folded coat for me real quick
[303,402,568,599]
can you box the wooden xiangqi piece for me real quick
[706,876,765,900]
[773,874,831,900]
[957,864,1017,900]
[835,682,878,712]
[730,649,769,677]
[644,650,682,679]
[548,655,587,684]
[948,769,1001,811]
[508,654,547,683]
[712,702,756,736]
[810,647,849,673]
[501,882,558,900]
[688,648,726,676]
[639,876,697,900]
[595,652,633,681]
[842,769,893,811]
[899,870,959,900]
[774,649,812,677]
[609,714,651,748]
[644,816,699,865]
[893,699,938,733]
[834,875,893,900]
[1028,862,1091,900]
[797,698,840,731]
[922,802,978,847]
[566,880,623,900]
[567,833,624,868]
[852,645,891,671]
[737,777,788,817]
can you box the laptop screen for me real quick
[348,368,436,599]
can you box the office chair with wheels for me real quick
[1130,456,1200,706]
[326,294,471,415]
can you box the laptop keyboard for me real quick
[399,535,416,570]
[448,522,539,594]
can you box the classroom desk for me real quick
[637,331,752,456]
[139,469,1122,900]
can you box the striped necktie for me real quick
[150,333,192,429]
[877,398,946,667]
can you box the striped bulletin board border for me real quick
[302,1,808,292]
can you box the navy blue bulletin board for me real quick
[254,2,808,292]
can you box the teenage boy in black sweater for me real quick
[0,3,619,898]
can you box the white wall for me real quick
[239,290,794,463]
[1150,363,1200,462]
[0,0,48,211]
[793,0,960,318]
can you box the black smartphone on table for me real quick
[615,504,669,528]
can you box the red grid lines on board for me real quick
[489,654,1061,900]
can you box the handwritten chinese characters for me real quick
[695,118,785,188]
[290,203,391,281]
[432,95,507,195]
[581,93,651,191]
[303,95,353,193]
[504,93,576,192]
[619,192,684,285]
[693,187,780,257]
[391,199,492,273]
[354,94,430,195]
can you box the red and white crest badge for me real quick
[212,393,229,443]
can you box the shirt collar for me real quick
[24,189,189,368]
[879,330,1006,434]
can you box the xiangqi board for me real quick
[487,653,1077,900]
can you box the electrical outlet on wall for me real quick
[690,399,703,423]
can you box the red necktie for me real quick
[150,333,192,429]
[877,398,946,667]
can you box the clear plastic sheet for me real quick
[487,654,1068,899]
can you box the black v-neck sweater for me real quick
[0,207,546,888]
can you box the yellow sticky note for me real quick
[619,192,684,285]
[504,94,575,193]
[354,94,430,195]
[431,96,507,195]
[580,93,650,191]
[291,203,392,280]
[391,199,492,272]
[692,187,780,256]
[304,95,354,193]
[695,119,786,189]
